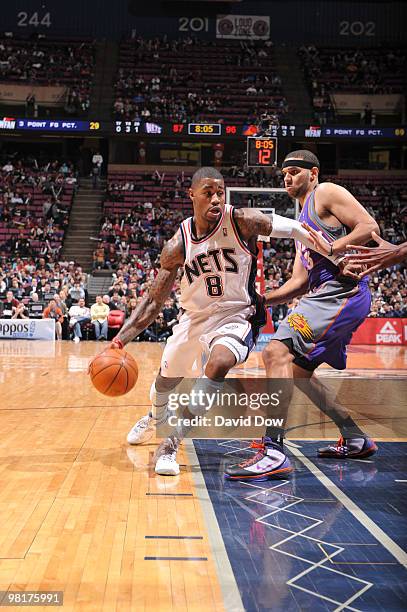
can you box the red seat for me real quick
[108,310,125,336]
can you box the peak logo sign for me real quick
[350,318,407,345]
[376,321,402,344]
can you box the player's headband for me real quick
[282,159,319,170]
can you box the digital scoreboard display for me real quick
[115,121,237,136]
[1,117,405,141]
[12,119,101,132]
[187,123,222,136]
[246,137,278,167]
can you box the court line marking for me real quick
[284,440,302,448]
[319,543,398,566]
[145,492,193,496]
[145,535,203,540]
[144,556,207,561]
[0,404,152,411]
[289,445,407,568]
[219,439,407,609]
[185,439,244,612]
[216,440,372,610]
[245,478,373,611]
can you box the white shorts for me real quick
[160,306,257,378]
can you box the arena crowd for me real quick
[1,161,406,342]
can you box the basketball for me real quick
[88,348,138,396]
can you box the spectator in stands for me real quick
[113,38,286,125]
[102,294,114,310]
[68,297,91,343]
[109,291,122,310]
[2,161,13,173]
[1,290,19,318]
[0,37,95,118]
[127,297,138,318]
[9,277,23,299]
[28,292,44,319]
[119,295,129,315]
[162,298,178,328]
[93,245,106,269]
[144,313,172,342]
[39,281,54,301]
[92,151,103,188]
[43,299,63,340]
[29,292,40,303]
[12,302,29,319]
[25,93,37,118]
[69,282,86,304]
[90,295,110,341]
[53,293,69,339]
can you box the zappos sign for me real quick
[0,319,55,340]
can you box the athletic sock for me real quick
[150,384,173,422]
[337,416,367,439]
[264,431,285,449]
[174,377,225,439]
[189,377,225,415]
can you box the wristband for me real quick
[112,338,124,349]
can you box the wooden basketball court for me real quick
[0,340,406,611]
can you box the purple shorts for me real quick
[272,279,371,370]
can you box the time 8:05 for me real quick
[255,140,274,148]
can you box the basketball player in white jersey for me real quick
[109,167,334,475]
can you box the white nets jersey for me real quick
[179,204,258,315]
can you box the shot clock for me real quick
[247,136,278,167]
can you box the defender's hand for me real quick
[337,259,366,280]
[301,222,332,257]
[345,231,401,277]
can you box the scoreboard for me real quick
[0,116,405,141]
[114,120,239,136]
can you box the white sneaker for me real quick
[73,336,80,343]
[127,414,157,445]
[154,437,180,476]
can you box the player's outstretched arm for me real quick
[345,231,407,276]
[111,231,184,347]
[234,207,334,256]
[265,251,309,306]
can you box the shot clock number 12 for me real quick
[247,137,278,168]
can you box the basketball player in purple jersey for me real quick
[225,151,379,481]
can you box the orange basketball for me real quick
[89,348,138,397]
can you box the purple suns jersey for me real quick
[296,186,365,290]
[274,185,371,370]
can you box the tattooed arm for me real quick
[234,208,338,260]
[111,230,184,347]
[233,207,272,240]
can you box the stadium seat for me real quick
[108,310,125,339]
